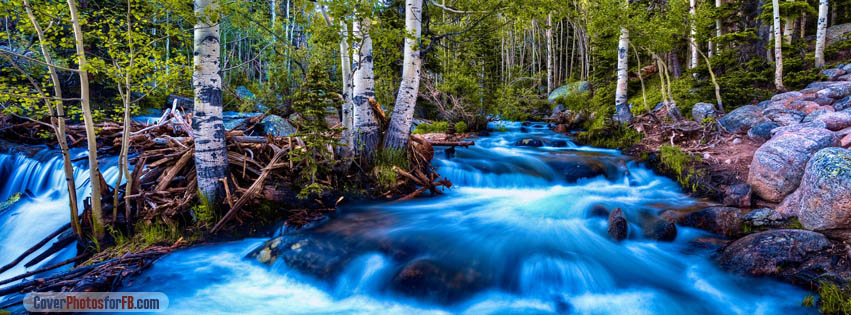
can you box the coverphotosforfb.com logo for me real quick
[23,292,168,313]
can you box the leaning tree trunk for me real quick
[351,15,381,164]
[614,26,632,123]
[384,0,424,151]
[193,0,230,205]
[814,0,829,68]
[773,0,785,90]
[66,0,105,238]
[689,0,699,70]
[24,0,81,238]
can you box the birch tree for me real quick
[772,0,785,90]
[193,0,230,205]
[66,0,106,238]
[688,0,698,69]
[351,13,380,163]
[614,26,632,123]
[814,0,828,68]
[783,0,794,43]
[711,0,722,57]
[384,0,423,151]
[545,12,554,94]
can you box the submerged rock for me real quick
[515,138,543,147]
[780,148,851,230]
[679,207,744,238]
[608,208,628,241]
[643,219,677,242]
[391,259,490,304]
[719,105,762,133]
[748,128,836,202]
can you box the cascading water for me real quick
[0,147,121,279]
[4,122,813,314]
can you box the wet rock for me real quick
[692,102,716,122]
[521,122,532,127]
[477,130,490,137]
[643,219,677,242]
[391,259,489,303]
[608,208,628,241]
[689,236,731,251]
[781,148,851,230]
[771,91,803,102]
[823,69,847,81]
[515,138,543,147]
[659,210,684,223]
[552,124,569,133]
[814,110,851,131]
[748,122,781,141]
[748,128,837,202]
[718,229,831,277]
[542,139,568,147]
[763,109,805,126]
[588,204,610,218]
[679,207,745,238]
[719,105,762,133]
[835,96,851,111]
[260,115,296,137]
[554,161,608,183]
[723,184,752,208]
[742,208,785,227]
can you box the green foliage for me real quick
[192,201,217,227]
[818,281,851,314]
[659,145,705,192]
[138,221,179,246]
[577,120,642,149]
[454,121,468,134]
[412,121,449,134]
[375,148,409,189]
[802,295,816,308]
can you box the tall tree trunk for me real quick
[384,0,423,151]
[193,0,230,205]
[545,13,554,94]
[340,20,354,155]
[614,26,632,123]
[24,0,81,238]
[773,0,785,90]
[689,0,699,69]
[814,0,829,67]
[351,15,380,163]
[66,0,105,238]
[783,0,794,44]
[670,52,683,78]
[711,0,722,57]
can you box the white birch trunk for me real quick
[614,26,632,123]
[66,0,105,238]
[773,0,785,90]
[814,0,829,68]
[783,0,794,44]
[193,0,230,204]
[711,0,722,57]
[341,20,354,154]
[689,0,699,69]
[384,0,423,150]
[351,15,380,163]
[545,13,554,94]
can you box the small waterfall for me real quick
[0,148,121,279]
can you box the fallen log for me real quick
[0,223,71,275]
[24,229,76,268]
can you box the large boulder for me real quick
[235,85,269,112]
[742,208,785,228]
[803,109,834,123]
[548,81,590,104]
[608,208,628,241]
[692,102,716,122]
[788,100,819,112]
[391,259,490,303]
[827,23,851,46]
[770,91,803,102]
[748,128,837,202]
[814,110,851,131]
[823,69,847,81]
[515,138,543,147]
[835,96,851,111]
[748,122,781,141]
[719,105,762,133]
[779,148,851,230]
[718,230,832,277]
[763,109,805,126]
[770,120,828,137]
[678,207,744,238]
[817,83,851,99]
[260,115,296,137]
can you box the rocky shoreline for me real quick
[552,64,851,293]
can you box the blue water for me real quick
[115,122,812,314]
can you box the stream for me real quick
[1,122,813,314]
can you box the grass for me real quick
[375,148,409,189]
[818,281,851,314]
[138,221,179,246]
[659,145,706,193]
[412,121,449,134]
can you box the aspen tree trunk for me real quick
[66,0,105,238]
[614,26,632,123]
[711,0,722,57]
[783,0,794,44]
[385,0,423,151]
[24,0,81,237]
[545,13,554,94]
[689,0,699,69]
[351,15,381,163]
[193,0,230,205]
[768,25,775,61]
[814,0,829,68]
[114,0,133,224]
[341,20,354,154]
[773,0,785,90]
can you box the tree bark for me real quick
[384,0,424,151]
[351,15,381,163]
[711,0,722,57]
[24,0,81,238]
[545,13,554,94]
[66,0,105,238]
[773,0,785,90]
[614,26,632,123]
[783,0,794,44]
[689,0,699,70]
[814,0,829,68]
[193,0,230,205]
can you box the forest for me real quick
[0,0,851,313]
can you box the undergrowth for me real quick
[659,145,705,193]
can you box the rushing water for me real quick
[115,122,812,314]
[0,122,813,314]
[0,147,121,279]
